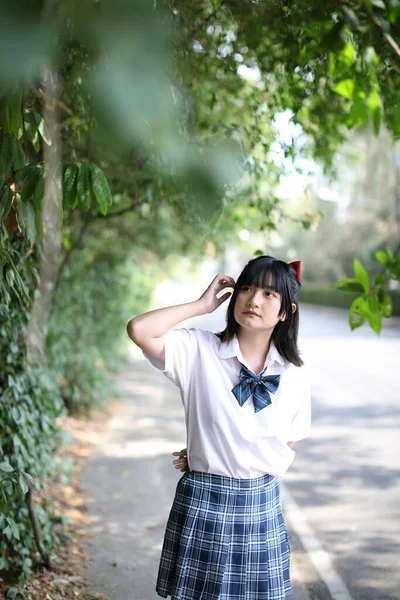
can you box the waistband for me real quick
[184,470,278,491]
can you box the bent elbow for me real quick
[126,318,141,342]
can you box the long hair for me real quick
[215,255,304,366]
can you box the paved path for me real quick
[287,306,400,600]
[81,300,400,600]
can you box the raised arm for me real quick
[126,274,235,361]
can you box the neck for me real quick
[236,327,273,362]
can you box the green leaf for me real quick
[372,105,381,135]
[370,0,386,8]
[23,110,39,146]
[368,88,381,135]
[354,259,370,293]
[3,525,12,541]
[377,289,392,317]
[33,111,52,145]
[389,0,400,23]
[63,162,79,208]
[0,130,14,175]
[368,88,380,110]
[11,139,25,170]
[341,6,360,26]
[0,461,14,473]
[373,273,386,285]
[18,473,29,495]
[91,163,113,209]
[338,42,356,67]
[19,470,34,486]
[333,278,365,293]
[21,166,43,202]
[334,79,355,100]
[367,294,382,333]
[327,51,336,77]
[32,135,41,152]
[364,46,379,67]
[33,173,44,212]
[0,185,13,222]
[375,250,387,265]
[8,89,23,138]
[77,163,92,211]
[347,99,369,127]
[16,199,36,246]
[5,517,20,540]
[349,296,367,330]
[386,261,400,279]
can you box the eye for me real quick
[264,291,274,297]
[240,285,251,292]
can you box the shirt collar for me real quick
[218,334,285,368]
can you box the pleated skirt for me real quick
[156,470,291,600]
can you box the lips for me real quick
[244,311,260,317]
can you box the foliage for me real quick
[0,235,66,584]
[335,249,400,332]
[169,0,400,317]
[46,242,158,414]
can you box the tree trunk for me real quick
[25,68,63,366]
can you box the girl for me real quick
[127,255,311,600]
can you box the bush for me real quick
[0,298,67,584]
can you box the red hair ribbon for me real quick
[288,260,302,284]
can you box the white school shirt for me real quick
[143,327,311,479]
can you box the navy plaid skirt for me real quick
[156,470,291,600]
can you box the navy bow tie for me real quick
[231,365,281,413]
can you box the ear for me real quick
[280,303,297,321]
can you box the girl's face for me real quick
[233,282,291,332]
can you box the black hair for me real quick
[215,255,304,366]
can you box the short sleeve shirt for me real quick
[143,328,311,479]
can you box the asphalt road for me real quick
[286,304,400,600]
[81,300,400,600]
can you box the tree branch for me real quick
[369,13,400,60]
[94,200,142,219]
[47,214,92,324]
[31,86,74,117]
[26,487,52,570]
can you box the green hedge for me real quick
[299,286,400,316]
[0,232,158,589]
[0,237,67,587]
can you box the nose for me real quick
[246,290,262,307]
